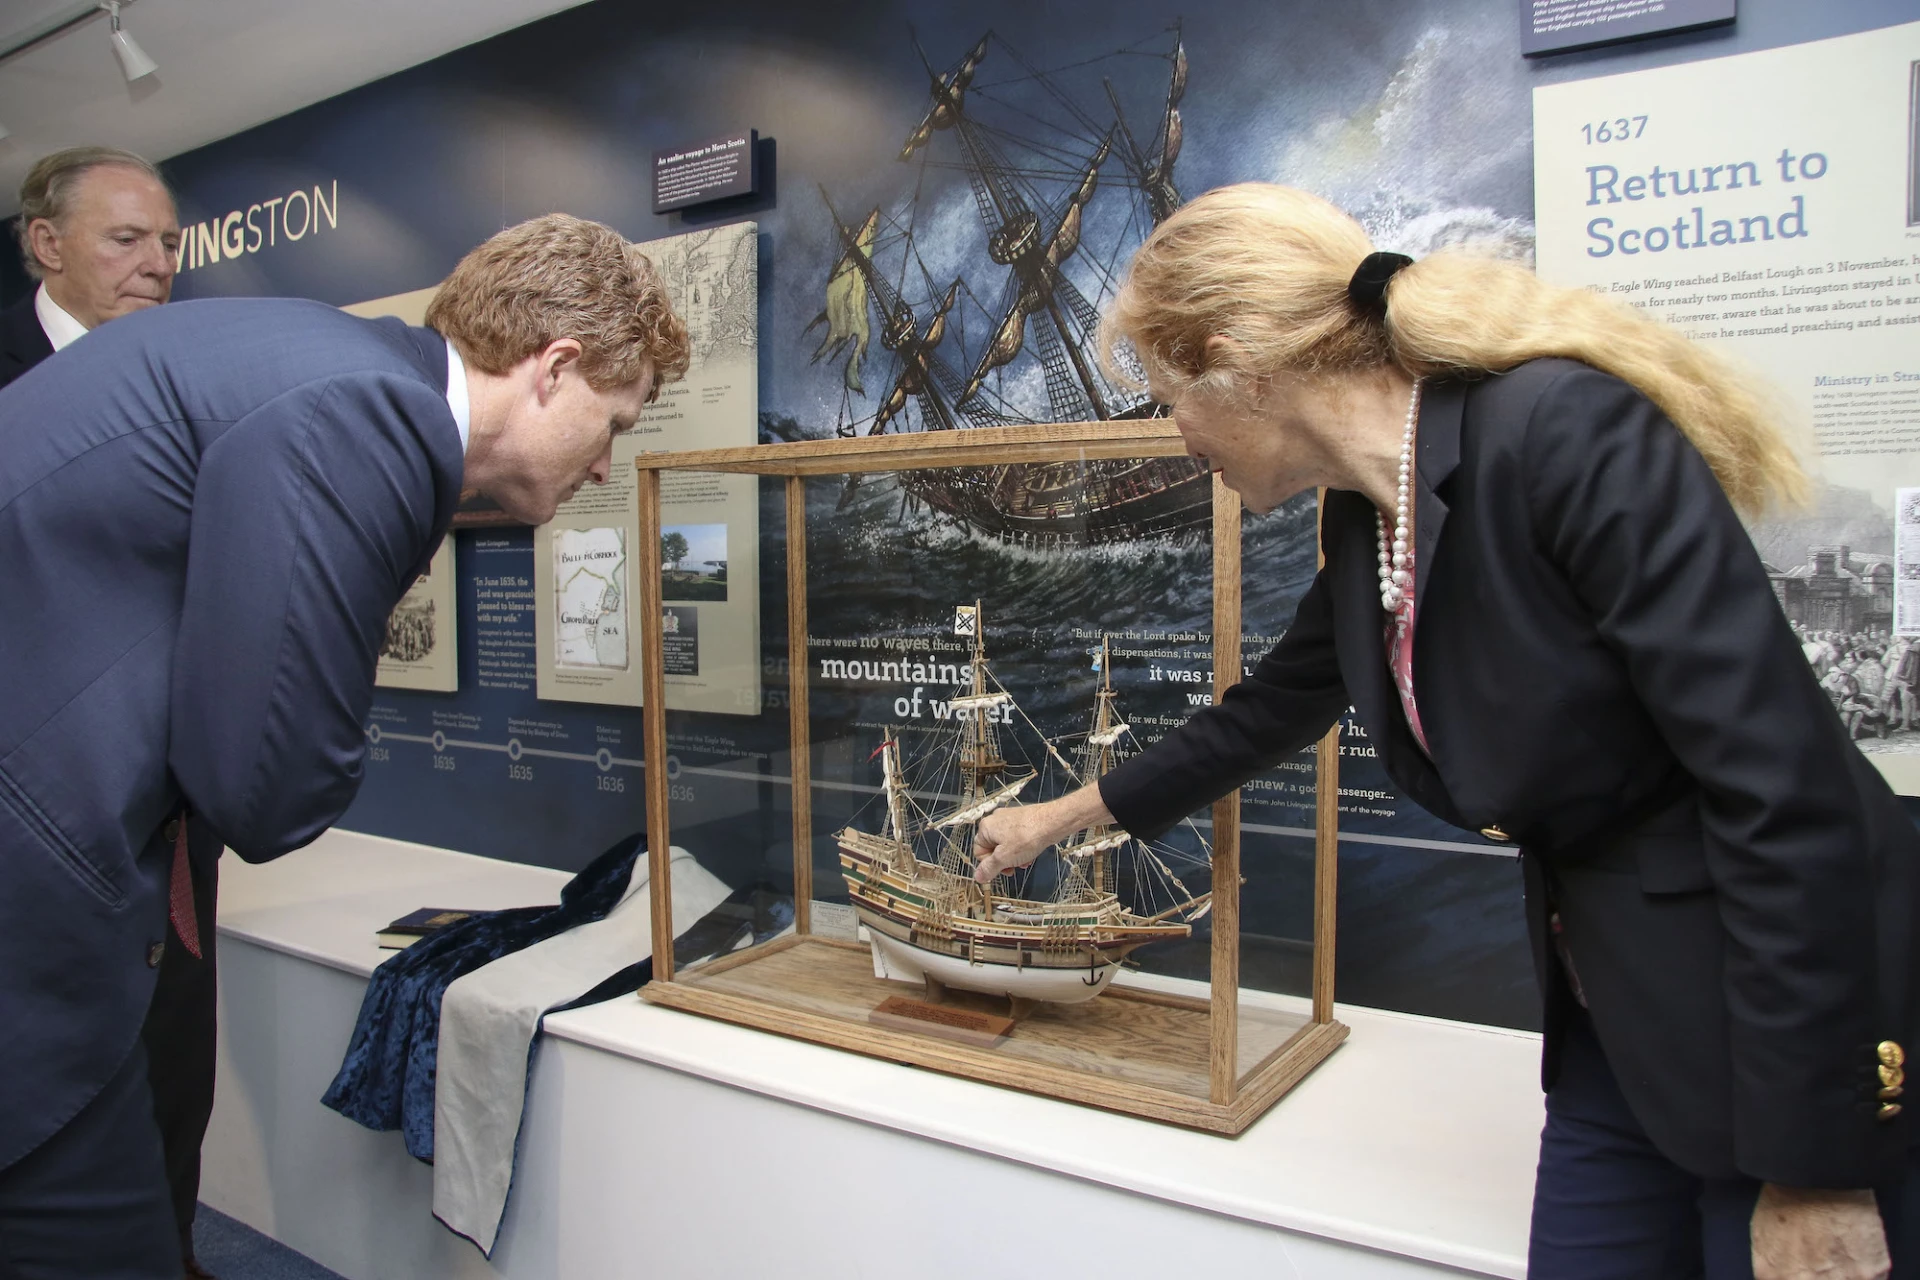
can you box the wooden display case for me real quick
[632,421,1346,1134]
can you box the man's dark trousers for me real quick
[0,1038,176,1276]
[141,828,220,1263]
[1529,1005,1920,1277]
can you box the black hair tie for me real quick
[1348,251,1414,315]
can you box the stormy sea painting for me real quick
[753,4,1542,1025]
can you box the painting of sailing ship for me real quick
[838,613,1213,1003]
[806,27,1213,547]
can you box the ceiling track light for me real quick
[0,0,157,82]
[105,2,156,81]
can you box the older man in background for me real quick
[1,145,179,388]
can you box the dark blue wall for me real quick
[123,0,1911,1028]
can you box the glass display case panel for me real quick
[634,432,1346,1132]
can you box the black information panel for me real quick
[652,130,757,214]
[1520,0,1734,56]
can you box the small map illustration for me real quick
[553,527,629,670]
[650,223,756,368]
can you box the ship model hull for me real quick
[866,928,1121,1004]
[838,831,1186,1003]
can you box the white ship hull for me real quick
[867,927,1121,1004]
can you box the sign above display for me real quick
[1520,0,1735,57]
[652,130,758,214]
[174,178,340,276]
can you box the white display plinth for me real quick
[204,829,1542,1278]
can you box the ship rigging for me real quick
[838,618,1213,1005]
[807,26,1213,547]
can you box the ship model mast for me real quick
[1058,636,1132,899]
[932,601,1030,880]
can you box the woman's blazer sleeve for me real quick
[1525,365,1889,1187]
[1099,562,1349,840]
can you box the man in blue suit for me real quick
[0,212,689,1277]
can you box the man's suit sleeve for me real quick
[0,296,55,390]
[1099,563,1348,840]
[168,374,450,861]
[1524,365,1887,1187]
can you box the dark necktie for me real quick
[169,815,202,960]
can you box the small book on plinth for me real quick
[376,907,478,950]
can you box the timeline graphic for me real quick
[359,722,1505,857]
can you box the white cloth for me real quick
[443,339,471,454]
[33,284,87,351]
[430,847,731,1254]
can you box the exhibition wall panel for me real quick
[143,0,1909,1030]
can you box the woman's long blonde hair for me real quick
[1102,183,1806,515]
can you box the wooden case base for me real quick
[640,934,1348,1134]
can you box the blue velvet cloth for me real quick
[321,833,648,1160]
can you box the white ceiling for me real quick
[0,0,594,216]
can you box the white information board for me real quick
[533,220,762,715]
[1535,22,1920,790]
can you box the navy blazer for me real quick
[0,293,54,391]
[1102,359,1920,1188]
[0,298,464,1168]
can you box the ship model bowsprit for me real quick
[806,27,1213,547]
[837,616,1213,1005]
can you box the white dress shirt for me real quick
[444,337,471,455]
[33,284,89,352]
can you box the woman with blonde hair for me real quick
[974,183,1919,1280]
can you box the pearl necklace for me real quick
[1376,378,1424,614]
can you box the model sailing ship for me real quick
[837,612,1212,1004]
[807,28,1213,546]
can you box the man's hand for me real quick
[972,784,1115,883]
[1752,1184,1889,1280]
